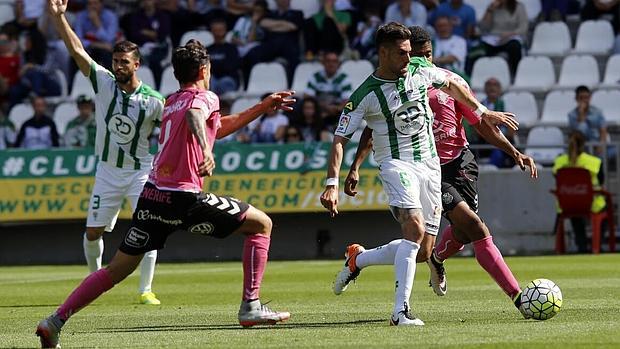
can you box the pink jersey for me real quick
[429,68,481,164]
[150,88,221,192]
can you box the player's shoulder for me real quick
[139,83,165,104]
[408,57,434,74]
[344,75,384,113]
[438,67,470,88]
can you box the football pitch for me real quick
[1,254,619,348]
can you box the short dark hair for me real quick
[113,40,141,60]
[172,39,210,84]
[375,22,411,49]
[575,85,590,96]
[409,26,432,49]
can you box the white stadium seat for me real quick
[600,54,620,89]
[246,62,288,95]
[520,0,541,21]
[180,30,214,47]
[70,71,95,100]
[573,20,614,55]
[556,55,599,90]
[511,56,555,92]
[0,4,14,26]
[291,61,323,94]
[471,57,511,91]
[466,0,493,22]
[340,59,374,90]
[137,66,156,89]
[231,97,261,131]
[159,65,179,97]
[503,91,539,128]
[53,102,79,135]
[540,90,574,126]
[525,126,565,166]
[591,89,620,126]
[529,22,571,57]
[8,103,34,132]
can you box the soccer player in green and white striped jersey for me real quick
[50,0,164,305]
[320,22,518,326]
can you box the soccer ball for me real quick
[520,278,562,320]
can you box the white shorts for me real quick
[87,162,150,231]
[379,157,442,235]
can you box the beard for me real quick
[114,71,132,84]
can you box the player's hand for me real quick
[514,152,538,179]
[198,151,215,177]
[482,110,519,132]
[320,186,339,217]
[48,0,67,16]
[344,169,359,197]
[264,91,296,112]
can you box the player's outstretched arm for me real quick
[217,91,295,138]
[441,78,519,132]
[344,127,373,197]
[49,0,92,76]
[320,135,349,217]
[186,108,215,177]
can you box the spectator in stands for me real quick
[479,0,528,76]
[582,0,619,33]
[125,0,171,88]
[0,110,16,149]
[74,0,119,69]
[225,0,255,26]
[157,0,200,47]
[243,0,304,84]
[0,31,20,109]
[305,0,352,59]
[540,0,581,21]
[305,51,353,130]
[552,130,606,253]
[207,18,241,96]
[293,97,330,142]
[64,94,96,148]
[352,0,382,60]
[433,16,467,77]
[283,125,303,143]
[14,96,59,149]
[38,2,72,84]
[568,85,609,158]
[427,0,476,40]
[251,92,290,143]
[231,0,268,58]
[385,0,428,28]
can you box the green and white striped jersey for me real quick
[88,62,164,170]
[335,57,447,164]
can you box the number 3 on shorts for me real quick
[92,195,101,209]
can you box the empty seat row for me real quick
[530,20,615,57]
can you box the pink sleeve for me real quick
[190,91,221,129]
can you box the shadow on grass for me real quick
[0,304,59,308]
[90,319,386,332]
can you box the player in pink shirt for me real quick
[334,26,539,318]
[36,39,295,347]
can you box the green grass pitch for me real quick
[1,254,619,348]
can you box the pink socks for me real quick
[473,236,521,299]
[242,234,270,301]
[56,269,114,322]
[434,225,464,261]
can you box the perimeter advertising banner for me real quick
[0,143,388,222]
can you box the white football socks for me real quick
[139,250,158,294]
[393,239,420,314]
[83,233,103,272]
[356,239,402,268]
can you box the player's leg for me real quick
[83,226,106,272]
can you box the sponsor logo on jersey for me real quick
[336,115,350,134]
[136,209,182,225]
[442,192,453,205]
[108,114,137,145]
[189,222,215,236]
[125,227,150,248]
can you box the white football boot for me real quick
[238,300,290,327]
[333,244,365,295]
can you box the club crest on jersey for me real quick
[108,113,137,145]
[343,101,354,113]
[189,222,215,236]
[336,115,350,133]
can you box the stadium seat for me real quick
[556,55,599,90]
[466,0,493,22]
[511,56,555,92]
[340,59,374,90]
[180,30,214,47]
[524,125,564,166]
[159,65,179,97]
[470,57,511,91]
[70,71,95,100]
[591,89,620,126]
[291,61,323,93]
[573,20,614,55]
[8,103,34,132]
[600,54,620,89]
[137,66,156,89]
[0,4,14,26]
[529,22,571,57]
[53,102,79,135]
[230,97,262,132]
[246,62,288,96]
[540,90,574,126]
[520,0,541,21]
[503,91,539,128]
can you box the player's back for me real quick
[150,88,220,192]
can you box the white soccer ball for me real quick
[520,278,563,320]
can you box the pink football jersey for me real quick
[150,88,221,192]
[429,68,481,164]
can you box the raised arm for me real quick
[344,127,373,197]
[48,0,92,76]
[216,91,295,138]
[185,108,215,177]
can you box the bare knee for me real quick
[86,227,106,241]
[237,206,273,237]
[461,216,488,241]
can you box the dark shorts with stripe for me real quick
[441,148,479,216]
[119,182,250,256]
